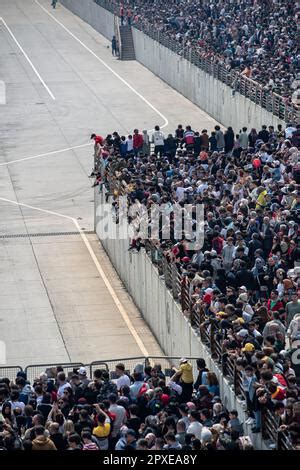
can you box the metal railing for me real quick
[262,407,280,448]
[1,355,295,449]
[24,363,84,384]
[0,366,23,382]
[99,182,295,449]
[1,357,200,385]
[94,0,298,124]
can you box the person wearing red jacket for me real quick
[133,129,143,157]
[267,291,284,313]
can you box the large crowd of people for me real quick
[1,119,299,451]
[102,0,299,101]
[89,119,300,449]
[0,359,254,451]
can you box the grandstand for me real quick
[0,0,299,455]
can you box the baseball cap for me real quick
[238,293,248,302]
[125,429,137,438]
[180,357,188,364]
[78,367,87,376]
[242,343,255,353]
[212,396,221,404]
[237,329,249,338]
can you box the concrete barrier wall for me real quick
[61,0,284,130]
[132,28,284,131]
[60,0,115,40]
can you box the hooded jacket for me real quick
[32,435,57,450]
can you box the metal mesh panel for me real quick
[90,357,146,380]
[147,357,200,383]
[25,363,84,384]
[0,366,23,382]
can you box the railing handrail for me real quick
[102,184,295,450]
[94,0,298,124]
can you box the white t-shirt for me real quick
[187,421,203,439]
[285,126,296,139]
[116,374,131,391]
[127,138,133,151]
[57,382,72,398]
[10,401,25,413]
[176,187,185,201]
[109,404,126,437]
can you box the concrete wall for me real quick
[132,28,285,131]
[61,0,284,130]
[60,0,115,40]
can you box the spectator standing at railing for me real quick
[258,125,270,144]
[141,130,150,156]
[170,358,194,403]
[224,127,235,154]
[120,3,124,26]
[214,126,225,152]
[239,127,249,150]
[133,128,144,157]
[126,8,132,26]
[152,125,165,157]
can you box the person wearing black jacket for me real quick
[248,233,263,259]
[235,262,256,290]
[194,359,209,391]
[224,127,235,153]
[194,132,202,155]
[49,422,68,451]
[258,125,269,143]
[164,134,177,163]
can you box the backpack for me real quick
[137,383,148,398]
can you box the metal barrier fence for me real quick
[0,356,295,449]
[24,363,84,384]
[94,0,298,124]
[262,407,280,448]
[1,357,199,385]
[0,366,23,382]
[90,356,200,383]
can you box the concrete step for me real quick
[119,24,135,61]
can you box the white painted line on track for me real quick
[34,0,168,131]
[0,17,55,101]
[0,197,150,357]
[0,142,92,167]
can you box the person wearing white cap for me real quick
[78,367,91,387]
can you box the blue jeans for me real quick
[254,410,261,430]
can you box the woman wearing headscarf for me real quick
[252,257,268,300]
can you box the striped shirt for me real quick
[83,442,99,451]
